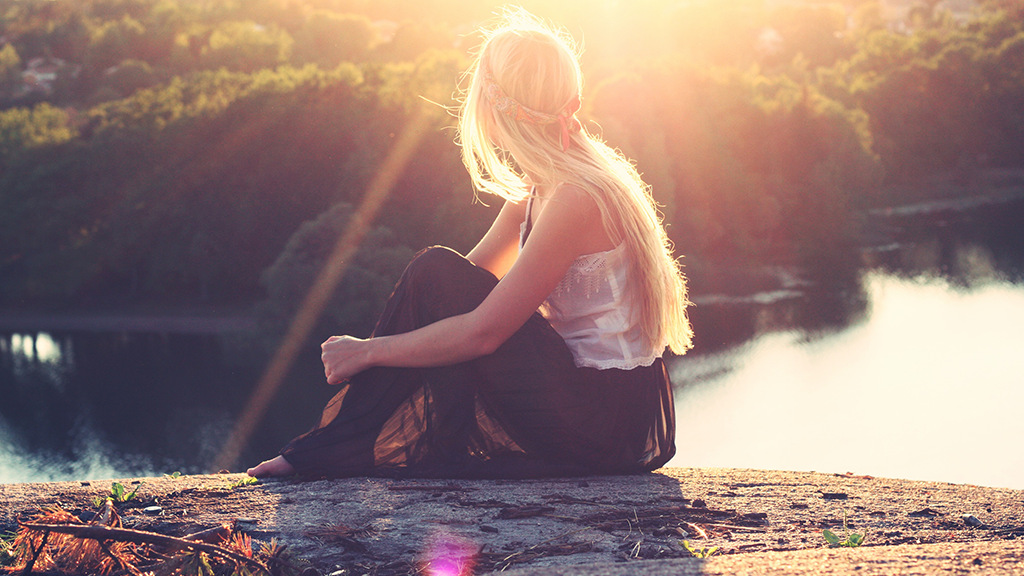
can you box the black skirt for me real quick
[280,246,676,478]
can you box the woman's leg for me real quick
[469,323,676,475]
[271,246,675,478]
[277,247,503,477]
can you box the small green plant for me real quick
[680,539,720,558]
[823,511,866,548]
[92,481,144,507]
[228,476,259,489]
[0,531,19,567]
[164,471,182,479]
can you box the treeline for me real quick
[0,0,1022,339]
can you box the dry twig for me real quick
[19,523,268,574]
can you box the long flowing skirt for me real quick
[279,246,676,478]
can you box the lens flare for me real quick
[420,531,477,576]
[212,105,436,472]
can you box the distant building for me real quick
[20,56,80,96]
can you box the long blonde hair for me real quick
[457,8,692,355]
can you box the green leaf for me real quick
[847,533,865,547]
[198,552,215,576]
[111,482,125,500]
[125,482,143,501]
[823,529,840,545]
[228,476,259,489]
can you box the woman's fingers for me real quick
[319,335,366,385]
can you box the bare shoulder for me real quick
[534,182,615,254]
[550,182,597,208]
[537,183,599,223]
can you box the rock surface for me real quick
[2,467,1022,574]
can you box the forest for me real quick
[0,0,1022,345]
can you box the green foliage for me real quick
[293,10,377,67]
[227,476,259,489]
[101,58,158,98]
[253,202,416,351]
[201,20,294,73]
[590,58,878,270]
[680,539,720,558]
[0,0,1020,314]
[164,471,182,479]
[92,481,143,507]
[822,7,1024,181]
[823,529,866,547]
[823,511,867,548]
[0,531,19,567]
[0,103,76,164]
[0,44,22,97]
[89,14,148,70]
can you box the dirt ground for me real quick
[1,467,1022,574]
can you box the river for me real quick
[668,272,1024,489]
[2,196,1023,487]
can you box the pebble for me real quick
[962,514,983,527]
[142,506,163,515]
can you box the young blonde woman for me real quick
[248,10,692,479]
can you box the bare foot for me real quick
[247,455,296,478]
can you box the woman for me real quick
[248,9,692,479]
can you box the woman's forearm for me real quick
[323,311,502,384]
[367,311,499,368]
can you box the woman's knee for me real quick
[407,246,466,276]
[401,246,497,310]
[404,246,491,286]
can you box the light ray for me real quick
[213,105,437,472]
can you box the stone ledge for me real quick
[2,467,1021,575]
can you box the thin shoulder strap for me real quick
[523,187,536,240]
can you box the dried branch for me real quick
[20,529,49,575]
[18,524,267,574]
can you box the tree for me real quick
[100,58,158,98]
[292,11,377,67]
[254,202,416,353]
[0,44,22,100]
[88,15,148,71]
[0,103,75,167]
[979,0,1024,19]
[200,21,294,73]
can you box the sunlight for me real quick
[33,332,62,364]
[4,332,64,365]
[11,334,29,361]
[670,273,1024,489]
[213,105,438,472]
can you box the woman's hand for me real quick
[321,335,371,385]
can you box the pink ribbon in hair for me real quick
[481,64,582,152]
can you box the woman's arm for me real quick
[321,185,605,385]
[466,199,527,279]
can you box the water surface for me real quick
[669,273,1024,489]
[3,196,1024,486]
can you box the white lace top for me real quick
[519,196,664,370]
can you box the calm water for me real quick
[668,272,1024,489]
[0,331,247,483]
[3,198,1024,487]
